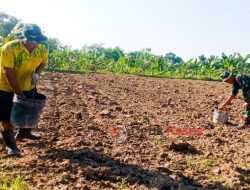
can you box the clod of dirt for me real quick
[160,152,168,159]
[99,109,111,116]
[169,141,199,154]
[109,100,118,106]
[161,103,168,108]
[75,112,83,120]
[156,167,173,174]
[212,168,221,174]
[115,106,123,111]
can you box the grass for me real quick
[45,69,222,82]
[117,178,129,190]
[0,175,30,190]
[186,156,214,172]
[200,159,214,171]
[186,155,221,184]
[0,153,16,165]
[149,139,167,147]
[0,151,31,190]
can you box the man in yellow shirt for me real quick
[0,23,48,156]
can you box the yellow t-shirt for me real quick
[0,39,48,92]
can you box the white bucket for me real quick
[213,108,228,124]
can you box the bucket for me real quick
[213,107,228,124]
[10,92,46,128]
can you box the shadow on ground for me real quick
[39,147,231,190]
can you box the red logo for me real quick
[109,125,128,143]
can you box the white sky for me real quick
[1,0,250,59]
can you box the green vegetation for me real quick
[149,139,167,147]
[186,156,214,172]
[117,178,129,190]
[0,12,19,39]
[48,45,250,80]
[0,175,30,190]
[1,12,250,80]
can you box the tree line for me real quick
[1,12,249,80]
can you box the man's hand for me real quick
[32,63,46,85]
[218,105,226,110]
[31,73,40,85]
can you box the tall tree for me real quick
[47,38,63,53]
[0,12,19,38]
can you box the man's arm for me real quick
[219,78,241,110]
[35,63,46,74]
[32,45,48,84]
[219,95,235,110]
[4,67,25,97]
[36,45,49,75]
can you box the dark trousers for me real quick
[0,89,36,122]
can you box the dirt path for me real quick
[1,72,249,190]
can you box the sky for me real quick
[1,0,250,60]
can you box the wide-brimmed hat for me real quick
[221,71,234,82]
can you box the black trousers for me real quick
[0,89,36,122]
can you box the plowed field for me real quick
[1,72,249,190]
